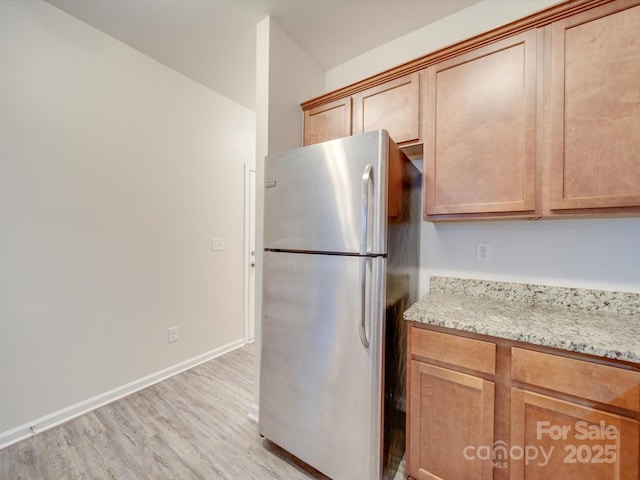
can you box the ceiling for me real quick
[46,0,481,111]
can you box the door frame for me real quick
[243,163,256,343]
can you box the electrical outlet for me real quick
[476,242,491,262]
[211,237,224,251]
[168,326,179,343]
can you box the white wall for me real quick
[326,0,640,295]
[261,19,325,154]
[325,0,563,91]
[0,0,255,442]
[252,17,324,416]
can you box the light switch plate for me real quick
[168,326,179,343]
[211,237,224,251]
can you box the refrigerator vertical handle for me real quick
[359,165,373,348]
[360,164,373,256]
[359,257,370,348]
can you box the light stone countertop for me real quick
[403,277,640,364]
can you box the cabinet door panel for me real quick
[510,388,640,480]
[549,2,640,210]
[353,72,421,145]
[303,97,351,146]
[408,361,495,480]
[424,30,537,216]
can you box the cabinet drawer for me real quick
[512,347,640,412]
[410,327,496,375]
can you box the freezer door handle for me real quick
[359,257,370,348]
[360,164,373,255]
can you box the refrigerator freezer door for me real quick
[264,130,389,255]
[260,250,385,480]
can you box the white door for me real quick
[244,166,256,342]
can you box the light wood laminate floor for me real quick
[0,344,406,479]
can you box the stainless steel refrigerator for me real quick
[259,130,420,480]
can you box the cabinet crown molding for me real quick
[301,0,625,111]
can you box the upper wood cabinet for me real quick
[352,72,421,146]
[301,0,640,221]
[547,1,640,214]
[302,72,420,147]
[424,30,539,219]
[303,97,351,146]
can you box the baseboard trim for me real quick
[0,338,246,451]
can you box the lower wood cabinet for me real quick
[510,347,640,480]
[408,327,497,479]
[409,361,495,479]
[407,324,640,480]
[510,389,639,480]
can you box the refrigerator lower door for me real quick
[260,251,385,480]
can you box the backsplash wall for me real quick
[419,217,640,295]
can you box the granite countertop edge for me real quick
[404,287,640,365]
